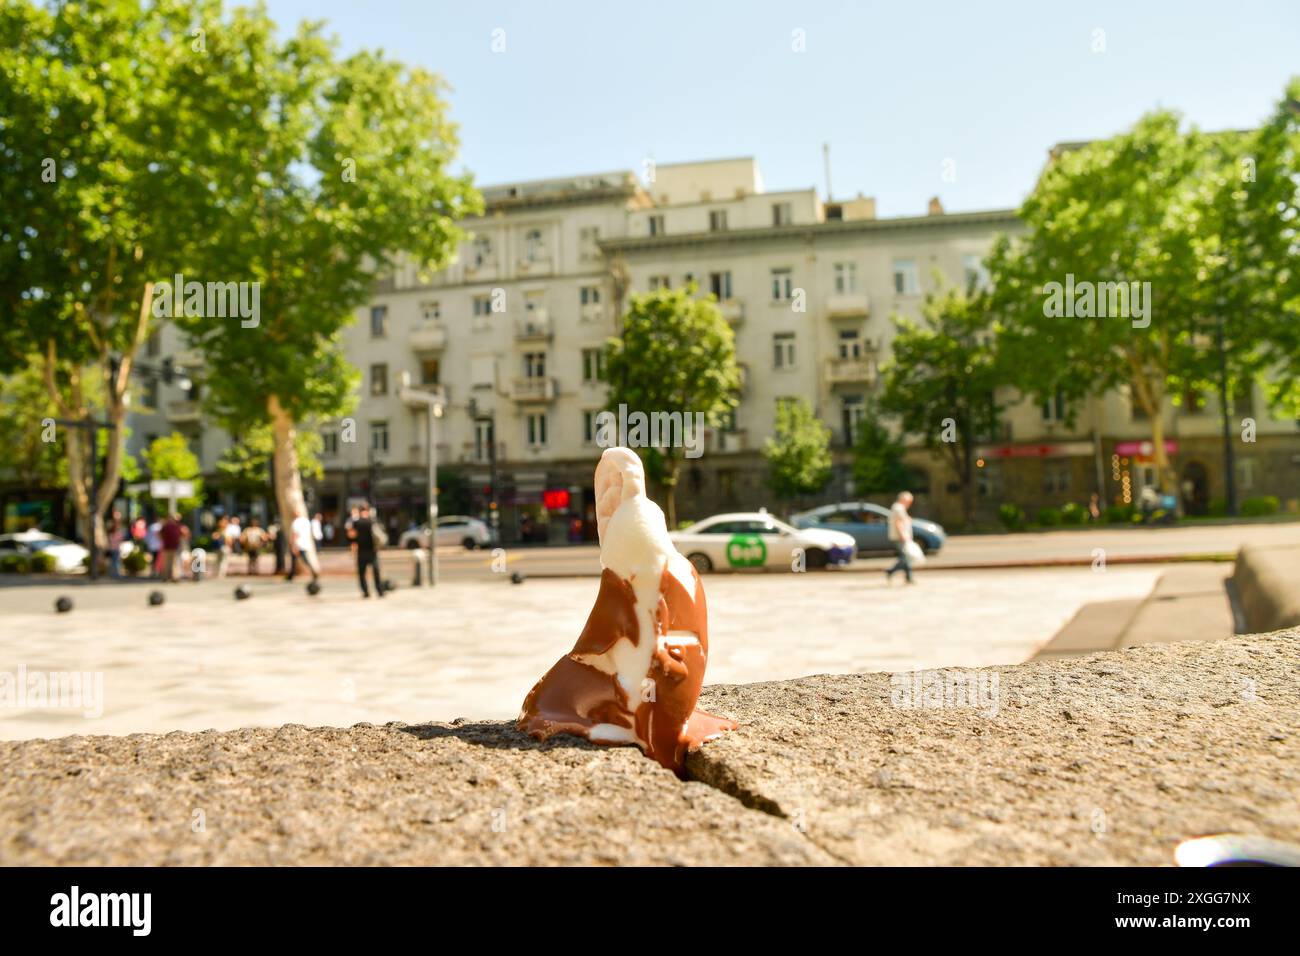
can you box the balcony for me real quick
[825,357,876,386]
[409,321,448,352]
[510,376,557,402]
[166,400,201,423]
[580,303,605,324]
[515,313,553,342]
[825,292,870,318]
[517,255,553,276]
[718,298,744,325]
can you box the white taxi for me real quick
[669,512,856,573]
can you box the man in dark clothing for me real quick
[350,504,383,598]
[159,513,184,583]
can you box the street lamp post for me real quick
[399,372,444,587]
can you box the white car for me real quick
[398,515,495,551]
[0,530,90,573]
[669,512,856,573]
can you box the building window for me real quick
[524,229,543,262]
[421,301,441,322]
[580,285,601,305]
[474,419,493,462]
[473,235,492,267]
[472,295,492,317]
[526,412,548,447]
[648,215,665,237]
[772,202,792,227]
[649,275,671,291]
[1041,390,1067,423]
[709,209,729,232]
[977,460,1002,498]
[420,359,440,386]
[963,254,990,292]
[1044,463,1071,494]
[146,331,161,358]
[523,352,547,379]
[579,226,601,261]
[524,292,545,314]
[582,410,598,444]
[581,348,605,384]
[838,328,862,359]
[321,430,339,456]
[370,421,389,454]
[842,394,865,445]
[770,268,793,302]
[370,363,388,396]
[773,332,796,370]
[709,271,732,300]
[834,262,857,294]
[143,378,159,409]
[893,259,919,295]
[370,305,388,338]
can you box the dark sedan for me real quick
[791,502,947,555]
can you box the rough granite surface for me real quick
[1,631,1295,866]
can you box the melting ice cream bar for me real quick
[518,447,737,773]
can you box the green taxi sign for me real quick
[725,534,767,568]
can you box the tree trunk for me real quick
[662,455,679,528]
[268,394,316,564]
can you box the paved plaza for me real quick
[0,564,1179,740]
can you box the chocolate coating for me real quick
[518,564,736,774]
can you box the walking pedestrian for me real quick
[885,491,916,585]
[311,512,324,553]
[350,503,384,598]
[241,518,266,575]
[105,511,125,579]
[145,517,163,578]
[159,513,184,583]
[285,507,320,584]
[213,516,230,578]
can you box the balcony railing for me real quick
[825,357,876,385]
[166,400,201,423]
[718,298,744,325]
[514,313,552,342]
[409,321,448,351]
[825,292,870,317]
[510,376,557,402]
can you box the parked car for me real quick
[791,502,947,555]
[0,530,90,573]
[398,515,495,551]
[669,512,855,573]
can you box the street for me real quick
[415,519,1298,579]
[0,559,1186,741]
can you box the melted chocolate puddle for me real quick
[518,565,737,775]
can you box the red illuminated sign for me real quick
[542,489,570,510]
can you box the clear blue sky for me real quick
[264,0,1299,217]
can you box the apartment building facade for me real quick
[92,156,1295,541]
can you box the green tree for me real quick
[140,433,204,513]
[850,402,913,496]
[174,8,481,559]
[215,424,323,500]
[988,110,1261,495]
[0,0,230,547]
[604,285,742,525]
[763,397,831,513]
[0,363,65,487]
[880,284,1003,527]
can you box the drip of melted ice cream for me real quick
[518,447,737,773]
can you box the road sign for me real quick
[150,479,195,500]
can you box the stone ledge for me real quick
[1233,544,1300,634]
[1,632,1295,866]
